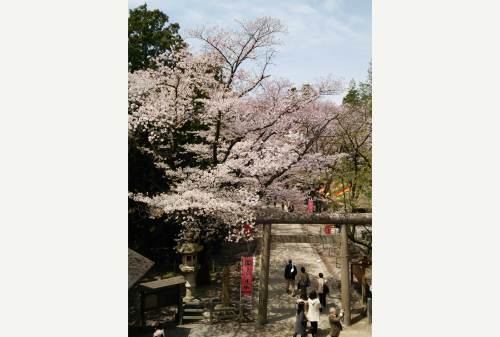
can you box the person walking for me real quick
[316,273,328,311]
[296,267,311,299]
[293,301,307,337]
[284,259,298,295]
[328,307,343,337]
[153,328,165,337]
[305,290,321,337]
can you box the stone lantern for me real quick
[178,242,203,303]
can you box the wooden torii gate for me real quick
[254,210,372,326]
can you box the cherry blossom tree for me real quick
[129,17,344,246]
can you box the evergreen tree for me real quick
[128,4,185,72]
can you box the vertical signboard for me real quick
[241,256,254,295]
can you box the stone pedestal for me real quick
[179,265,196,302]
[178,242,203,303]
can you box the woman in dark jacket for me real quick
[293,301,307,337]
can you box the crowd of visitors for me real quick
[285,259,342,337]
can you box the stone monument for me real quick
[178,242,203,303]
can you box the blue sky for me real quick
[129,0,371,100]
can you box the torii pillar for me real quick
[257,223,272,326]
[340,223,351,326]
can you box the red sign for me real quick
[307,199,314,213]
[241,256,254,295]
[324,224,332,235]
[243,223,253,237]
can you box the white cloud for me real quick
[321,0,341,12]
[128,0,371,87]
[288,4,318,15]
[183,9,209,26]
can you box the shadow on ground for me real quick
[130,325,191,337]
[150,224,371,337]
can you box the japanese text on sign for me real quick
[324,224,332,235]
[240,256,254,295]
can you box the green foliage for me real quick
[128,4,187,194]
[328,63,372,213]
[128,203,187,268]
[128,135,170,195]
[330,64,373,257]
[358,63,372,114]
[163,271,179,278]
[342,64,372,114]
[128,5,191,255]
[128,4,185,72]
[342,80,361,106]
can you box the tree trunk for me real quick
[213,111,222,166]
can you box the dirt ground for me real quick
[141,223,372,337]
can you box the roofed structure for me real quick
[140,275,185,290]
[129,248,155,289]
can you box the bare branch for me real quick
[190,17,285,95]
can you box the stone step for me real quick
[182,315,204,320]
[213,306,235,311]
[183,303,204,308]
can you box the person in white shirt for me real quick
[305,290,321,337]
[316,272,327,311]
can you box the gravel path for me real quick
[168,223,371,337]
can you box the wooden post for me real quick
[361,269,366,305]
[257,223,272,326]
[350,263,353,289]
[367,297,372,324]
[176,284,183,324]
[221,267,231,306]
[340,223,351,326]
[134,288,143,327]
[238,296,244,322]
